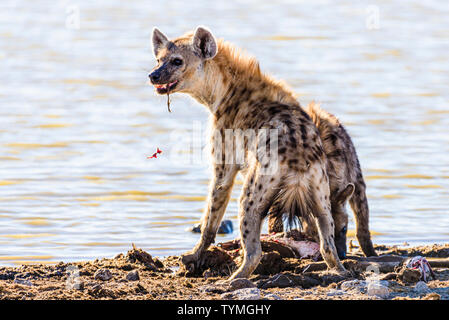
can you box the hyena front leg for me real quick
[229,166,280,280]
[181,164,239,271]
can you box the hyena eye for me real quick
[172,58,183,66]
[340,226,347,234]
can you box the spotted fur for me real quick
[149,27,346,279]
[268,102,377,258]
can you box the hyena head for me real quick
[149,26,217,95]
[331,183,355,259]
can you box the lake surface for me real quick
[0,0,448,266]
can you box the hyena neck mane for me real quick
[187,39,299,116]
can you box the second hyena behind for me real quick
[149,26,362,279]
[268,102,377,259]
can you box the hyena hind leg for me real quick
[267,206,284,233]
[229,169,281,280]
[281,167,346,272]
[309,179,346,271]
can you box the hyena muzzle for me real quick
[268,102,377,259]
[149,26,346,279]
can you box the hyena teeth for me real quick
[155,81,177,91]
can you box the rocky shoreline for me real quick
[1,239,448,300]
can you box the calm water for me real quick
[0,0,448,266]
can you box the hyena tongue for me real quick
[167,92,171,112]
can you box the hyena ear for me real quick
[152,27,168,57]
[193,26,217,60]
[336,183,355,204]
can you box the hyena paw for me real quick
[329,265,351,278]
[364,247,378,257]
[338,269,353,278]
[181,252,201,273]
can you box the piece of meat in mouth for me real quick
[155,80,178,94]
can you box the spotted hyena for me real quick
[268,102,377,259]
[149,26,347,279]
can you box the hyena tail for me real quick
[348,181,377,257]
[270,183,320,234]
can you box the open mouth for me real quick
[154,80,179,94]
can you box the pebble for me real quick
[229,278,256,291]
[126,270,140,281]
[221,288,261,300]
[414,281,430,294]
[340,280,366,293]
[399,268,421,284]
[189,220,233,234]
[217,220,233,234]
[94,269,112,281]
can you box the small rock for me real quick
[189,220,233,234]
[259,273,294,289]
[367,281,390,298]
[13,278,33,286]
[221,288,261,300]
[340,280,366,293]
[217,220,233,234]
[94,269,112,281]
[414,281,430,294]
[399,268,421,284]
[126,270,140,281]
[229,278,256,291]
[88,284,116,298]
[126,248,158,270]
[189,224,202,233]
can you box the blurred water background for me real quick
[0,0,448,266]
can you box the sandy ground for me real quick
[1,241,448,300]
